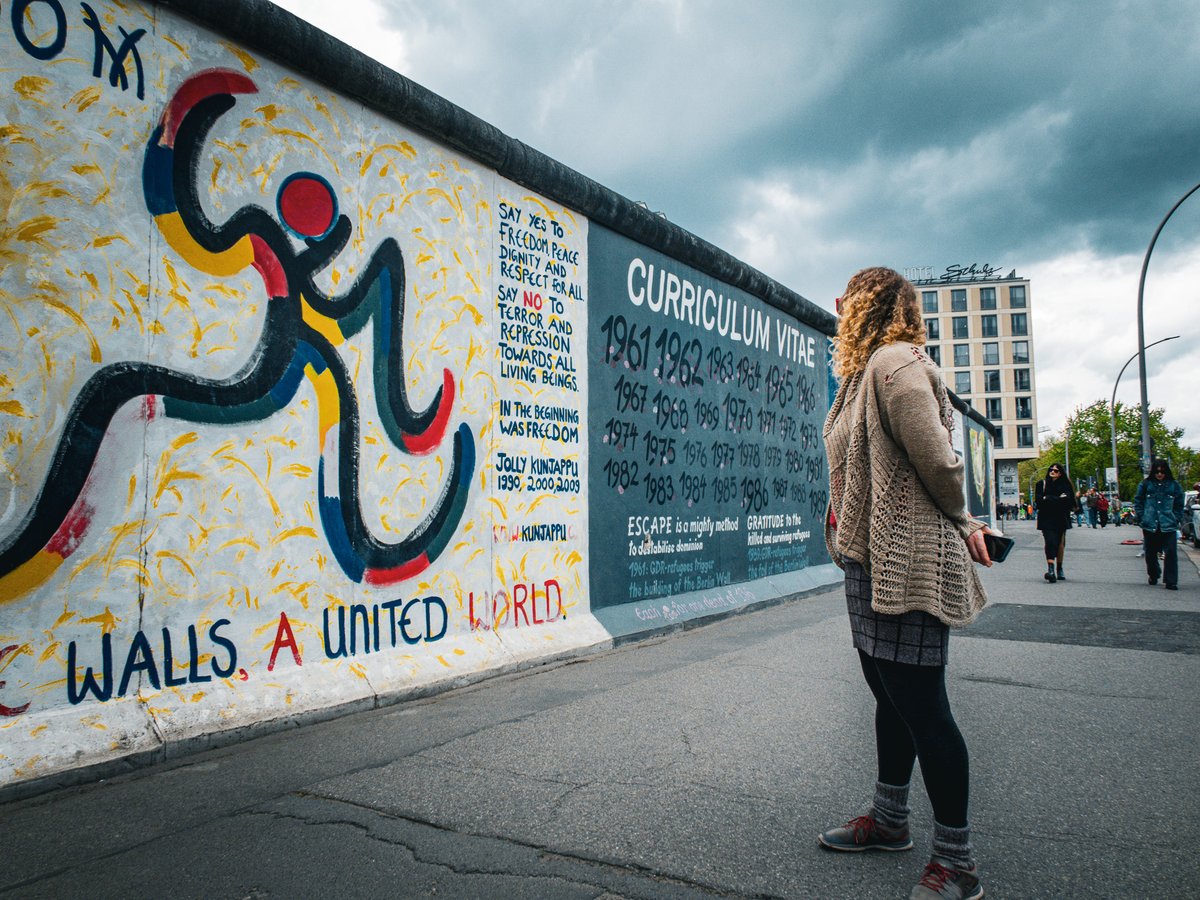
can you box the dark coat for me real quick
[1036,475,1077,532]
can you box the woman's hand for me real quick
[966,528,992,567]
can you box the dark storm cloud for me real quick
[276,0,1200,440]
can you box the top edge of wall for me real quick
[154,0,837,337]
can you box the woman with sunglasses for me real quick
[1035,464,1076,582]
[1134,460,1185,590]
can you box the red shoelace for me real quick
[918,860,956,891]
[845,815,879,843]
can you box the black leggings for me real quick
[1041,528,1064,562]
[858,650,970,827]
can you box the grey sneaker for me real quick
[910,859,983,899]
[818,814,912,852]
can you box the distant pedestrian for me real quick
[1097,492,1110,527]
[1112,496,1122,527]
[1074,491,1085,527]
[1036,465,1076,583]
[820,267,990,900]
[1086,488,1099,528]
[1134,460,1185,590]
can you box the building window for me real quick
[922,291,938,313]
[994,428,1004,449]
[925,318,940,340]
[1017,425,1034,447]
[953,343,970,367]
[1012,340,1030,364]
[1011,313,1028,336]
[955,371,971,394]
[926,345,941,365]
[952,316,969,339]
[980,287,996,309]
[1014,368,1031,391]
[985,398,1003,420]
[1009,285,1027,308]
[1016,396,1032,419]
[981,315,998,338]
[982,342,1000,365]
[951,289,967,311]
[984,370,1001,392]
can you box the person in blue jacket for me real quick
[1134,459,1185,590]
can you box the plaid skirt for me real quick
[844,559,949,666]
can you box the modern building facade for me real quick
[905,266,1039,504]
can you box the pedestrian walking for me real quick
[1086,488,1099,528]
[1074,491,1085,527]
[1036,465,1076,583]
[1134,460,1185,590]
[1097,492,1110,528]
[820,267,991,900]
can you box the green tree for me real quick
[1018,401,1195,502]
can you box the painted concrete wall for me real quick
[0,0,838,794]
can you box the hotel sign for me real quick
[905,263,1012,284]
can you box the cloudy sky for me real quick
[273,0,1200,446]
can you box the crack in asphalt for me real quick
[958,674,1162,700]
[271,793,775,898]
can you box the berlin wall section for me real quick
[587,230,837,640]
[0,0,837,795]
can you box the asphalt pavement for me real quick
[2,519,1197,899]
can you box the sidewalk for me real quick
[1,521,1197,898]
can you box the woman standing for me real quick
[1036,466,1076,582]
[820,267,990,900]
[1134,460,1185,590]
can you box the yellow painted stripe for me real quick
[0,552,64,606]
[301,295,344,346]
[156,212,254,276]
[305,365,340,441]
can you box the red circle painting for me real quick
[277,173,337,239]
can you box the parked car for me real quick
[1183,490,1199,546]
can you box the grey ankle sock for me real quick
[871,781,910,830]
[932,820,974,869]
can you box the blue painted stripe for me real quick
[317,458,365,583]
[142,128,177,217]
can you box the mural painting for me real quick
[0,1,598,787]
[0,0,836,790]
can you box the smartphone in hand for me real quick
[983,532,1014,563]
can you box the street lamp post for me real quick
[1111,335,1180,498]
[1136,181,1200,474]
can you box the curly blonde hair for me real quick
[832,267,925,378]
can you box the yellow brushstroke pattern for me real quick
[14,215,61,245]
[274,526,318,543]
[79,608,118,634]
[155,550,196,578]
[65,86,102,112]
[224,43,260,73]
[14,76,50,100]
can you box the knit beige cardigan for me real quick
[823,342,987,626]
